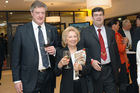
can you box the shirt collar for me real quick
[32,20,45,30]
[94,25,104,32]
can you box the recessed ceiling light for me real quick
[118,18,122,21]
[5,0,8,3]
[10,12,13,15]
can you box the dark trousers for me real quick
[73,79,82,93]
[0,60,3,80]
[119,63,129,93]
[92,64,117,93]
[127,54,138,93]
[32,69,53,93]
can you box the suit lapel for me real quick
[26,22,38,50]
[89,25,100,44]
[105,27,111,47]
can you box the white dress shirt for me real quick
[32,21,51,70]
[94,25,111,64]
[137,40,140,84]
[123,29,132,46]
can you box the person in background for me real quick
[78,7,121,93]
[107,19,130,93]
[0,33,6,85]
[55,26,90,93]
[118,19,133,50]
[136,15,140,28]
[11,1,60,93]
[120,19,138,93]
[132,15,140,51]
[136,40,140,93]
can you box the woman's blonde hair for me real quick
[62,26,80,47]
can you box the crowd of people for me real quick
[0,0,140,93]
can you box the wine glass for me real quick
[44,37,50,47]
[63,50,71,69]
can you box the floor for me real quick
[0,70,61,93]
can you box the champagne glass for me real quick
[44,37,50,47]
[63,50,71,69]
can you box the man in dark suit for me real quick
[132,15,140,51]
[79,7,121,93]
[11,1,60,93]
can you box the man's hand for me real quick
[123,37,129,45]
[45,46,56,55]
[91,59,101,71]
[15,81,23,93]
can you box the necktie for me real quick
[97,29,107,61]
[38,26,49,68]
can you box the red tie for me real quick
[97,29,107,61]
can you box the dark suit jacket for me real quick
[55,47,90,93]
[11,22,60,92]
[78,25,121,84]
[132,27,140,51]
[0,37,5,80]
[0,37,5,62]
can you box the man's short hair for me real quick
[92,7,104,16]
[30,0,47,12]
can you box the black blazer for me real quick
[55,47,90,93]
[11,22,60,92]
[0,37,5,62]
[132,27,140,51]
[78,25,121,84]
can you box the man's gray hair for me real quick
[30,0,47,12]
[122,19,130,27]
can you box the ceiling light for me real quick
[118,18,122,21]
[87,0,112,9]
[9,12,13,15]
[5,0,8,3]
[0,23,6,26]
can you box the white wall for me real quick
[105,0,140,18]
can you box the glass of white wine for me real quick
[63,50,71,69]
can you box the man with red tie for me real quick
[79,7,121,93]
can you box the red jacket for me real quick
[115,31,130,72]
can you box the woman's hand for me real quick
[58,56,70,69]
[74,62,82,71]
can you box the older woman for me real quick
[55,26,90,93]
